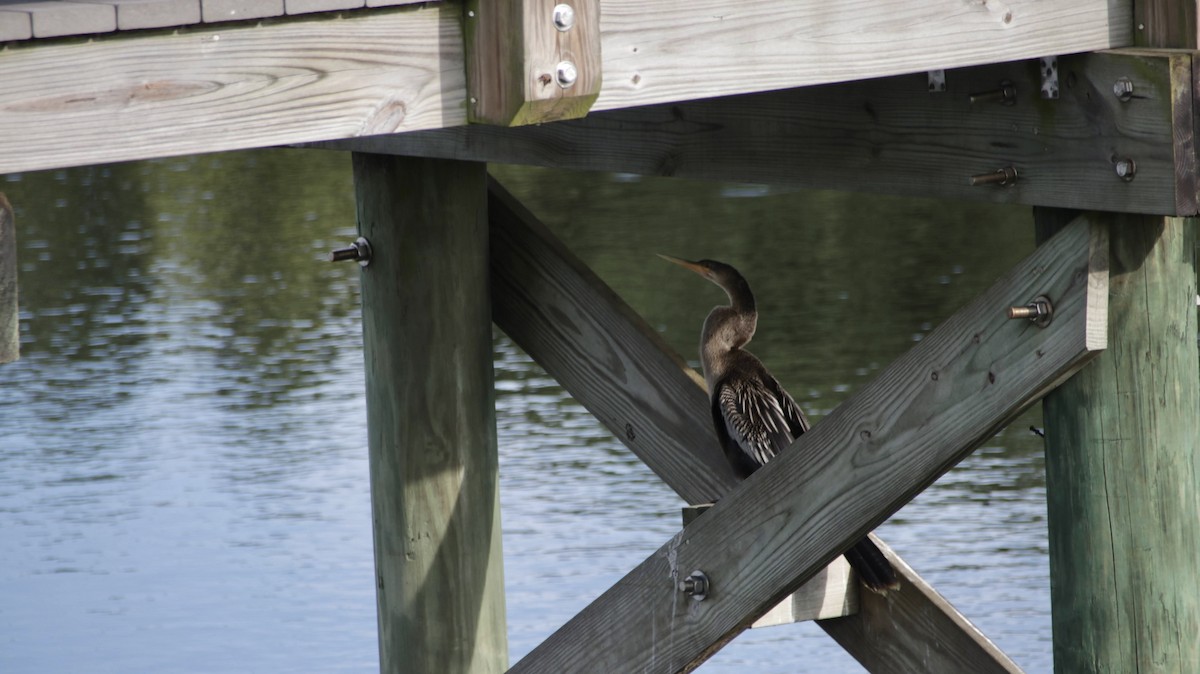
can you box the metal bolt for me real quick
[1114,157,1136,182]
[968,81,1016,106]
[1113,77,1134,102]
[969,166,1018,187]
[329,237,373,267]
[555,61,578,88]
[677,570,710,601]
[552,3,575,31]
[1008,295,1053,327]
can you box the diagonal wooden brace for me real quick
[489,178,1107,673]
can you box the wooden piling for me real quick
[0,194,17,364]
[1037,212,1200,672]
[352,154,507,673]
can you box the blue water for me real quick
[0,153,1050,672]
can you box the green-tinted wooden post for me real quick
[0,193,17,364]
[1037,213,1200,672]
[352,154,507,673]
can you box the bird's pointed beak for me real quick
[657,254,708,278]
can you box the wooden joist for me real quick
[0,0,1130,173]
[495,191,1107,673]
[335,50,1199,216]
[487,177,1077,672]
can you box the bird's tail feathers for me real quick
[843,536,900,594]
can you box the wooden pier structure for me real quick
[2,0,1198,672]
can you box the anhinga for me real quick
[660,255,899,593]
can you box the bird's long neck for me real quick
[699,279,758,391]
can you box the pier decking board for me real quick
[86,0,200,32]
[0,1,115,39]
[0,0,426,40]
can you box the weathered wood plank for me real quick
[0,193,17,365]
[683,504,860,626]
[201,0,283,23]
[490,178,1029,673]
[592,0,1131,113]
[355,154,507,673]
[0,0,1129,173]
[286,0,364,15]
[0,8,33,40]
[1037,212,1200,673]
[1136,0,1198,47]
[465,0,602,126]
[0,1,115,38]
[0,6,462,174]
[507,214,1107,673]
[85,0,201,31]
[333,50,1198,216]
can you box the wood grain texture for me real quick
[0,6,465,174]
[508,214,1107,673]
[1038,213,1200,674]
[464,0,601,125]
[683,504,860,625]
[591,0,1131,113]
[0,193,17,365]
[1135,0,1198,47]
[331,50,1197,216]
[355,155,507,674]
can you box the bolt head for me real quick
[555,61,578,88]
[1113,78,1134,101]
[552,3,576,31]
[1114,158,1136,182]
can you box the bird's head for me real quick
[657,254,745,291]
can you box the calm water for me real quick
[0,151,1050,672]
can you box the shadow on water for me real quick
[2,151,1053,673]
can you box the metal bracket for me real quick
[1039,56,1059,99]
[927,69,946,93]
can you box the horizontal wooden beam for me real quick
[507,213,1107,673]
[0,0,1130,173]
[331,50,1198,216]
[0,6,466,174]
[488,177,1029,673]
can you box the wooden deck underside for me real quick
[0,0,1132,174]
